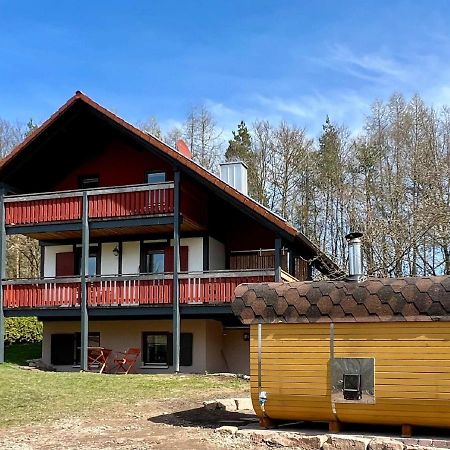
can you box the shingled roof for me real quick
[232,276,450,324]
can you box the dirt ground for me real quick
[0,393,259,450]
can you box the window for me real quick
[76,245,100,276]
[142,332,193,366]
[78,175,99,189]
[74,332,100,366]
[51,332,100,366]
[146,172,166,184]
[143,250,165,274]
[140,243,167,274]
[144,333,169,365]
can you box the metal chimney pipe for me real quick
[345,232,363,281]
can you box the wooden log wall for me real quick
[251,322,450,428]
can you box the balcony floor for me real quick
[4,304,236,321]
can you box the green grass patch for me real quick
[5,343,42,365]
[0,364,247,428]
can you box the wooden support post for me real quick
[117,241,123,275]
[402,424,413,438]
[80,191,89,371]
[202,235,209,271]
[172,171,181,373]
[329,421,341,433]
[274,237,282,282]
[260,416,276,429]
[288,249,296,277]
[307,263,314,281]
[0,192,5,364]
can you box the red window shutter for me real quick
[164,247,174,272]
[180,246,189,272]
[55,252,75,277]
[164,246,189,272]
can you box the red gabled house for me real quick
[0,92,343,374]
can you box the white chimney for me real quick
[219,161,248,196]
[346,232,363,281]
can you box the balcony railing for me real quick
[4,182,174,226]
[2,270,275,309]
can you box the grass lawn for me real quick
[0,362,247,429]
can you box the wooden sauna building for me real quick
[232,276,450,434]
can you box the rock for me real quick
[214,426,238,436]
[235,428,272,443]
[203,400,220,410]
[430,441,450,449]
[265,433,328,449]
[203,399,237,411]
[324,435,371,450]
[235,398,253,411]
[369,438,404,450]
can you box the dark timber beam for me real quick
[173,171,181,373]
[6,215,177,236]
[0,191,5,363]
[89,215,175,230]
[274,237,282,282]
[4,305,234,318]
[6,222,82,235]
[80,192,89,371]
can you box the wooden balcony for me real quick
[2,270,274,310]
[4,182,174,226]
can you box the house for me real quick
[0,91,343,374]
[233,275,450,434]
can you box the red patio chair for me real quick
[110,348,141,374]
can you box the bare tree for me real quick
[183,105,222,173]
[136,116,163,139]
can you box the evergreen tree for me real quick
[225,121,258,198]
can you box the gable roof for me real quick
[0,91,344,278]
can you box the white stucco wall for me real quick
[122,241,140,274]
[41,319,232,374]
[170,237,203,271]
[43,245,74,278]
[44,237,223,277]
[209,237,226,270]
[101,242,119,275]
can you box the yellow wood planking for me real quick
[250,322,450,428]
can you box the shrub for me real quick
[5,317,43,345]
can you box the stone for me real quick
[324,435,371,450]
[430,440,450,449]
[369,438,404,450]
[203,398,237,411]
[235,428,273,443]
[235,397,253,411]
[214,426,238,436]
[265,433,327,449]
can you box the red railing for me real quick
[3,279,81,308]
[6,197,82,225]
[2,271,274,309]
[4,183,174,226]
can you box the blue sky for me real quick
[2,1,450,136]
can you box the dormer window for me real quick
[146,171,166,184]
[79,175,99,189]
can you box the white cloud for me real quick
[327,44,411,84]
